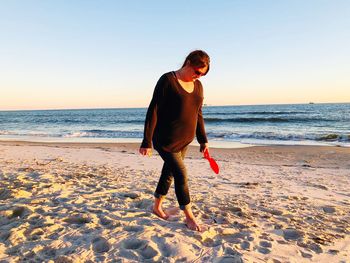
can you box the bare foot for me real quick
[185,217,202,231]
[152,207,169,220]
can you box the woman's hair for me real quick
[182,50,210,75]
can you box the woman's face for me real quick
[191,66,208,80]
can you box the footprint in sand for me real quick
[154,237,197,260]
[257,246,271,254]
[122,238,147,250]
[0,231,10,242]
[259,233,274,241]
[26,228,45,241]
[28,215,54,228]
[124,225,144,232]
[266,208,285,216]
[203,237,222,247]
[21,250,36,261]
[92,237,110,253]
[99,215,121,228]
[38,246,57,258]
[240,240,250,250]
[259,240,272,248]
[322,206,336,214]
[54,255,75,263]
[224,232,247,243]
[214,255,244,263]
[223,246,240,256]
[282,228,304,241]
[122,192,141,199]
[308,243,323,253]
[300,250,313,258]
[0,188,13,200]
[151,236,172,257]
[132,199,153,210]
[139,244,159,259]
[63,215,91,224]
[99,215,113,225]
[163,233,175,238]
[136,218,153,226]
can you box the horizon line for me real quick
[1,101,350,112]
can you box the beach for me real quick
[0,141,349,262]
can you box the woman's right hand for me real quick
[139,148,152,156]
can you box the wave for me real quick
[316,134,350,142]
[204,111,307,115]
[206,131,350,142]
[0,130,55,137]
[0,117,144,125]
[2,129,349,144]
[32,119,144,125]
[63,129,143,138]
[0,129,143,139]
[204,117,333,123]
[0,130,16,135]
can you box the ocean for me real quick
[0,103,349,147]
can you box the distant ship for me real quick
[309,102,315,104]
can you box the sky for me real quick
[0,0,349,110]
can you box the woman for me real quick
[139,50,210,231]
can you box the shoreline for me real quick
[0,138,250,149]
[1,139,350,169]
[0,136,348,150]
[0,137,257,149]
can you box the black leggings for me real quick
[154,146,190,210]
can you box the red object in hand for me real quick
[204,149,219,174]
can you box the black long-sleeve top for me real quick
[141,71,208,152]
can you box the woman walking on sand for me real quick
[139,50,210,232]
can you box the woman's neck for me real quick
[175,68,193,82]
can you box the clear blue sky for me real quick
[1,0,349,110]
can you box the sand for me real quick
[0,140,349,262]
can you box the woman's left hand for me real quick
[199,143,209,153]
